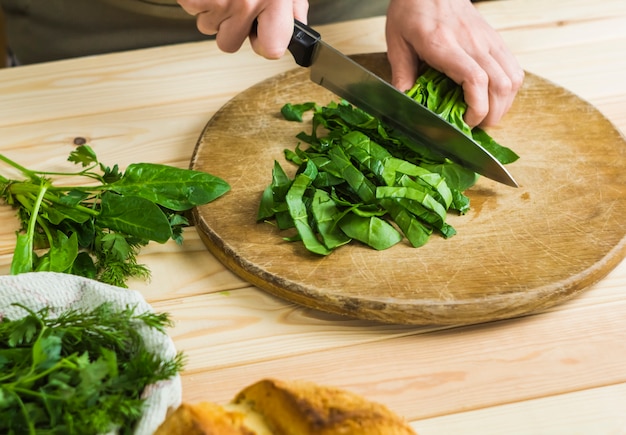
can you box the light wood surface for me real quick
[191,55,626,325]
[1,0,626,432]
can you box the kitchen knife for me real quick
[287,20,518,188]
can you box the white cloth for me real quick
[0,272,182,435]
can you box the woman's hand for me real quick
[385,0,524,127]
[177,0,309,59]
[178,0,522,128]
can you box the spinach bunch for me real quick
[0,146,230,287]
[405,66,519,166]
[0,302,183,435]
[258,67,518,254]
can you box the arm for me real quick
[385,0,524,127]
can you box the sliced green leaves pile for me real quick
[0,146,230,287]
[258,66,519,254]
[0,302,184,435]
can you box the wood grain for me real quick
[412,382,626,434]
[191,53,626,325]
[173,295,626,419]
[1,1,626,431]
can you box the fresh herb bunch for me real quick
[258,66,519,254]
[0,145,230,287]
[0,302,184,435]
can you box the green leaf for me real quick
[422,161,479,192]
[58,190,89,207]
[168,213,189,245]
[451,190,471,215]
[7,313,40,347]
[257,184,275,221]
[67,145,98,167]
[266,160,295,229]
[100,163,123,183]
[97,192,172,243]
[376,185,448,223]
[32,334,63,369]
[472,128,520,165]
[109,163,230,211]
[327,146,376,203]
[270,160,292,198]
[70,252,98,280]
[338,212,402,250]
[44,202,92,225]
[311,189,351,250]
[47,231,79,272]
[280,102,316,122]
[100,233,133,262]
[286,171,331,255]
[381,199,432,248]
[10,233,33,275]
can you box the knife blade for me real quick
[287,20,518,188]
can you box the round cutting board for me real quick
[191,53,626,325]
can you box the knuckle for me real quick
[197,19,218,36]
[472,104,489,121]
[259,46,285,60]
[511,68,526,90]
[492,75,513,96]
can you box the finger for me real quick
[416,40,490,128]
[215,15,256,53]
[293,0,309,23]
[470,52,512,127]
[386,24,420,92]
[485,35,525,95]
[195,11,221,36]
[460,64,490,128]
[177,0,208,16]
[482,66,513,126]
[250,3,294,59]
[483,46,525,125]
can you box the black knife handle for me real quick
[288,20,320,67]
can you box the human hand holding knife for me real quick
[177,0,522,186]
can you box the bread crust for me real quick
[155,378,416,435]
[234,378,416,435]
[154,401,255,435]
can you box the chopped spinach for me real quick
[258,67,518,254]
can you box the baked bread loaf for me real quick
[153,401,254,435]
[155,378,416,435]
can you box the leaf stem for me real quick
[10,184,100,217]
[20,183,49,272]
[0,153,36,179]
[12,391,36,435]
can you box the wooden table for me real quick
[1,0,626,432]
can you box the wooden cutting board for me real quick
[190,53,626,325]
